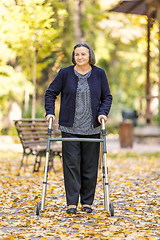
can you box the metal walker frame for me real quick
[36,117,114,216]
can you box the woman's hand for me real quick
[98,115,108,124]
[45,114,55,123]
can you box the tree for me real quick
[1,0,66,118]
[0,1,33,129]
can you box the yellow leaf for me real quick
[84,233,90,238]
[11,203,18,207]
[19,220,30,227]
[71,224,80,229]
[72,233,81,237]
[145,230,152,233]
[92,214,101,218]
[129,206,136,212]
[1,236,15,240]
[20,202,26,207]
[126,181,133,186]
[124,230,131,234]
[1,221,10,226]
[102,231,112,237]
[25,213,30,217]
[16,194,22,199]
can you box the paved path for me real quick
[106,135,160,153]
[0,135,160,153]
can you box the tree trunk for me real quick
[146,14,151,124]
[24,89,29,113]
[32,48,37,119]
[74,0,85,43]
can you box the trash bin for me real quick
[119,121,133,148]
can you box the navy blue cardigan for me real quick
[45,65,112,128]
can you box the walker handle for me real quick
[48,117,53,130]
[100,118,105,131]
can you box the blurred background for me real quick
[0,0,160,137]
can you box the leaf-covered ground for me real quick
[0,150,160,240]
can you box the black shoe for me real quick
[82,206,92,213]
[66,208,77,214]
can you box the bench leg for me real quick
[19,152,29,172]
[49,152,62,173]
[33,153,42,172]
[48,153,56,173]
[33,153,56,173]
[58,152,62,161]
[20,153,25,169]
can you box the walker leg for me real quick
[102,152,110,212]
[101,118,114,216]
[102,146,114,216]
[36,201,41,215]
[41,152,50,210]
[35,117,53,215]
[109,202,114,216]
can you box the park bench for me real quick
[14,119,62,172]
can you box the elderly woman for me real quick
[45,42,112,214]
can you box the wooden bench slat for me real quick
[19,132,60,138]
[18,128,48,132]
[21,137,47,141]
[20,131,47,135]
[15,119,46,122]
[16,123,48,127]
[21,137,48,141]
[20,132,48,136]
[17,126,59,131]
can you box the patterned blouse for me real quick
[59,69,101,135]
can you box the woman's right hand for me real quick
[45,114,55,123]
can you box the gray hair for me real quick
[72,42,96,66]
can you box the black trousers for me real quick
[62,132,100,206]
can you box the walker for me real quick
[35,117,114,216]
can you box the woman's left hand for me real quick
[98,115,108,124]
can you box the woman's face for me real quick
[74,46,90,67]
